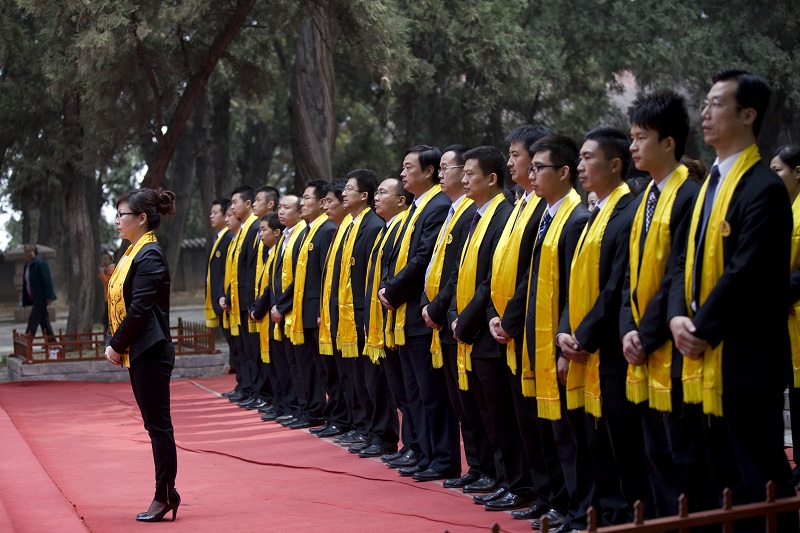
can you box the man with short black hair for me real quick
[205,199,235,392]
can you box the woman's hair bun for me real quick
[157,189,177,216]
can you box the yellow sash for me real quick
[258,246,278,363]
[230,214,258,335]
[683,144,761,416]
[107,231,159,368]
[205,228,229,328]
[287,217,323,344]
[425,198,474,368]
[387,185,442,348]
[627,166,689,411]
[320,214,353,355]
[790,193,800,388]
[566,183,630,417]
[274,220,307,342]
[455,193,507,390]
[248,241,265,334]
[338,209,370,357]
[364,213,407,361]
[490,195,543,373]
[222,228,238,330]
[522,191,581,420]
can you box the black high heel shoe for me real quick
[135,491,181,522]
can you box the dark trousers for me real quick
[398,333,460,474]
[218,323,236,373]
[129,341,177,503]
[363,354,399,449]
[319,352,349,428]
[269,337,298,415]
[351,354,375,439]
[642,379,709,518]
[509,349,566,509]
[244,327,271,402]
[335,350,367,434]
[383,347,420,454]
[284,338,305,414]
[551,384,591,530]
[469,356,532,494]
[230,332,245,393]
[236,312,259,398]
[703,388,798,532]
[293,329,326,422]
[25,303,55,339]
[442,341,495,478]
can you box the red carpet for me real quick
[0,376,529,533]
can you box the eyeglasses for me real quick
[438,164,464,174]
[343,185,362,193]
[116,211,138,220]
[528,164,562,174]
[700,99,743,113]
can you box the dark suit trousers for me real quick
[319,351,349,428]
[383,348,420,455]
[25,303,55,339]
[702,387,798,531]
[128,341,177,502]
[399,333,461,474]
[509,349,567,509]
[551,383,591,530]
[245,328,271,402]
[283,337,305,414]
[237,312,259,398]
[269,337,298,415]
[470,356,532,494]
[442,342,495,478]
[218,323,236,373]
[641,379,710,518]
[294,329,326,422]
[351,354,375,439]
[230,330,245,393]
[363,354,399,449]
[334,350,367,434]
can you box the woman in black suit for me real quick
[105,188,180,522]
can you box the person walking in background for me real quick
[22,243,57,344]
[98,250,116,333]
[104,187,180,523]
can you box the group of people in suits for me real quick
[203,68,800,532]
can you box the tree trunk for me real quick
[288,1,336,189]
[62,88,96,334]
[196,88,216,254]
[237,112,277,188]
[211,82,234,198]
[141,0,257,190]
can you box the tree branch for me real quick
[131,13,164,144]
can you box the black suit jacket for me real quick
[294,219,337,329]
[502,203,590,368]
[106,243,172,362]
[364,215,406,336]
[668,160,792,391]
[558,192,638,376]
[207,230,233,316]
[447,196,513,358]
[425,201,478,346]
[620,178,698,377]
[22,256,57,306]
[348,210,385,338]
[237,220,261,309]
[251,246,274,321]
[384,190,450,338]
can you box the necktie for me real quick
[512,197,527,228]
[536,210,553,246]
[692,164,721,309]
[587,206,600,230]
[644,186,660,234]
[469,211,482,236]
[425,205,455,286]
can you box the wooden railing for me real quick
[12,318,218,362]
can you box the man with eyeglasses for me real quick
[379,145,459,481]
[668,69,796,526]
[421,145,494,490]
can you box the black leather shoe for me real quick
[317,425,347,438]
[237,397,257,408]
[227,392,245,402]
[287,419,313,429]
[359,444,396,458]
[258,405,276,415]
[386,451,420,469]
[412,468,448,482]
[280,417,299,427]
[531,509,565,530]
[398,465,421,477]
[333,430,356,443]
[381,450,404,463]
[247,399,268,410]
[221,390,236,398]
[261,412,278,421]
[463,476,499,494]
[338,432,366,445]
[472,487,507,505]
[348,442,370,453]
[309,422,329,434]
[484,491,535,511]
[512,503,550,520]
[275,414,295,423]
[443,471,481,489]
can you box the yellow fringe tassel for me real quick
[260,350,270,364]
[585,394,602,418]
[566,388,585,410]
[341,344,359,358]
[649,388,672,413]
[702,388,723,417]
[507,348,517,375]
[682,376,702,404]
[537,398,562,421]
[521,371,536,398]
[626,378,649,405]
